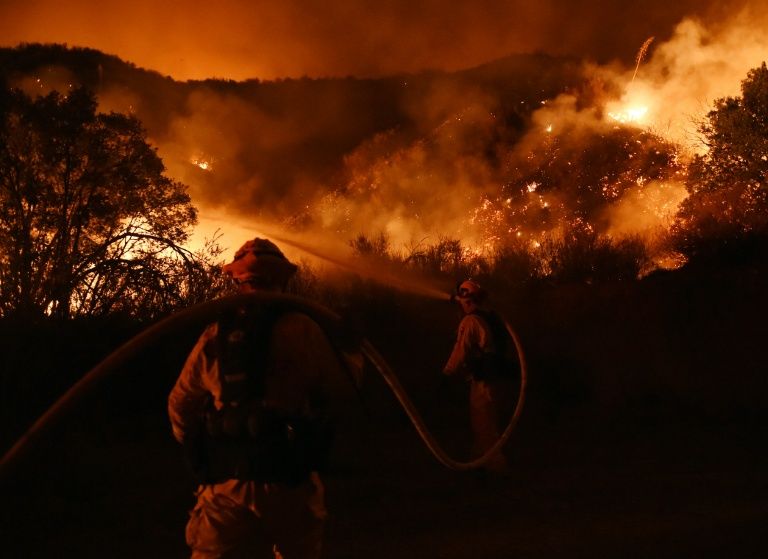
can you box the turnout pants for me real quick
[186,472,326,559]
[470,378,515,473]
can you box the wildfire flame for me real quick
[171,13,768,286]
[607,105,649,124]
[190,155,214,171]
[605,82,653,126]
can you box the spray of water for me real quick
[203,215,452,300]
[268,230,452,301]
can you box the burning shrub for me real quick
[349,231,391,259]
[344,227,650,289]
[403,237,472,277]
[494,119,685,241]
[537,224,651,284]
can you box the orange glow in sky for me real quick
[0,0,734,81]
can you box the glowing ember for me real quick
[657,252,686,270]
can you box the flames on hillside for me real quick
[260,15,766,278]
[132,12,768,274]
[190,154,214,172]
[280,81,690,275]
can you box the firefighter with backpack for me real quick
[443,279,519,475]
[168,238,343,559]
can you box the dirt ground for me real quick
[3,366,767,559]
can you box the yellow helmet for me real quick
[455,279,487,302]
[223,238,297,287]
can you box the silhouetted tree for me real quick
[0,86,216,320]
[674,62,768,262]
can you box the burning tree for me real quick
[674,62,768,263]
[488,121,684,241]
[469,117,685,280]
[0,86,218,320]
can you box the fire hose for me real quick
[0,292,526,480]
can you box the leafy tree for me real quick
[0,86,216,320]
[674,62,768,261]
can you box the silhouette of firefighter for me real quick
[168,238,344,559]
[443,279,518,474]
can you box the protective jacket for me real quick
[443,310,517,381]
[169,309,340,485]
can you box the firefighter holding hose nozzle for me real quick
[168,238,344,559]
[443,279,519,475]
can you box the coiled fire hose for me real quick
[0,292,527,480]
